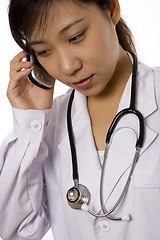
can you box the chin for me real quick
[79,86,104,98]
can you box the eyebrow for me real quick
[59,18,85,34]
[29,18,85,46]
[29,40,48,47]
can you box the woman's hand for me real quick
[7,51,55,110]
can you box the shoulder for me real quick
[53,88,72,109]
[51,88,87,126]
[137,61,160,92]
[130,61,160,117]
[138,61,160,78]
[152,66,160,73]
[152,66,160,89]
[139,62,160,112]
[50,88,73,123]
[138,61,160,77]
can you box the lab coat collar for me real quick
[118,61,157,118]
[116,61,158,155]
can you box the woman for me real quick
[0,0,160,239]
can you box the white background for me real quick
[0,1,160,239]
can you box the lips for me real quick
[73,74,94,90]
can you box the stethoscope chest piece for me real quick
[66,184,91,209]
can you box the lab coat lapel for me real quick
[117,62,158,155]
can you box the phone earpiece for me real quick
[27,54,55,89]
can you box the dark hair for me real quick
[8,0,136,53]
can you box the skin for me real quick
[7,0,132,149]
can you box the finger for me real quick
[10,61,33,73]
[7,72,32,102]
[10,51,28,64]
[10,68,32,84]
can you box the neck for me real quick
[87,49,133,150]
[89,50,132,104]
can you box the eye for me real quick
[35,50,51,57]
[69,31,85,43]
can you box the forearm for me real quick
[0,108,51,240]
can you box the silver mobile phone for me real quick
[27,54,54,89]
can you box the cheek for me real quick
[86,26,119,64]
[101,30,119,71]
[40,60,59,78]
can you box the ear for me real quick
[107,0,120,25]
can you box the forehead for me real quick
[29,1,101,41]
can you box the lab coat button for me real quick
[31,121,42,131]
[99,221,110,232]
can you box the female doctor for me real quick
[0,0,160,239]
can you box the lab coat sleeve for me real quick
[0,107,52,240]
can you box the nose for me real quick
[58,49,82,76]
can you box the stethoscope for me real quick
[66,52,144,221]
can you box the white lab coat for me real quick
[0,61,160,240]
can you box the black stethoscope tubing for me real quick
[106,52,144,148]
[67,89,79,181]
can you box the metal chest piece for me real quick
[66,184,91,209]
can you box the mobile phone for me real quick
[27,53,55,89]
